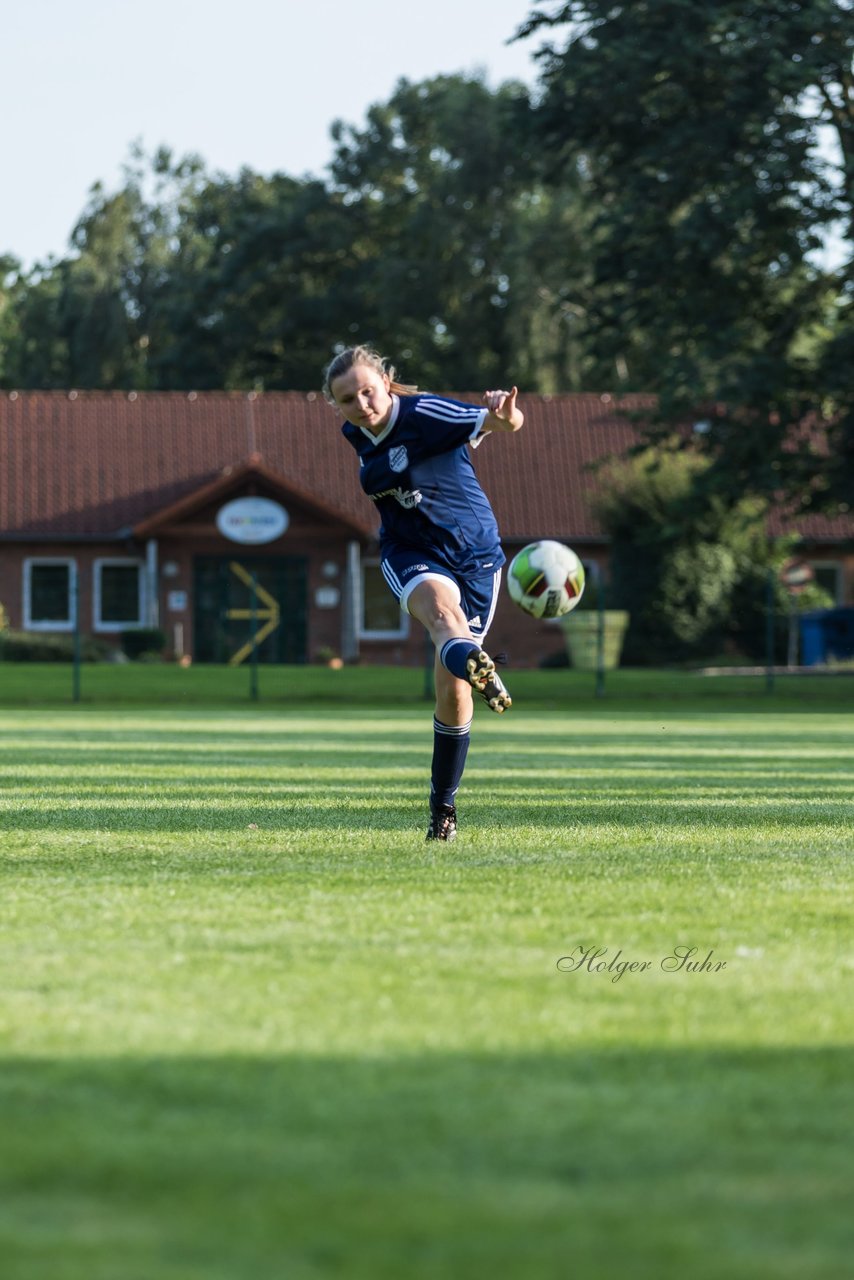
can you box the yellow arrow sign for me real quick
[226,561,280,666]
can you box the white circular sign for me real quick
[315,586,340,609]
[779,558,814,592]
[216,497,289,544]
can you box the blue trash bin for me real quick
[822,607,854,661]
[800,608,854,666]
[799,613,826,666]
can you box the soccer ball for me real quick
[507,540,586,619]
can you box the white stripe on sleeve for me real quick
[416,397,482,423]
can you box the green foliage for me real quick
[517,0,854,510]
[728,551,835,663]
[595,444,837,662]
[0,147,208,390]
[327,74,595,391]
[595,446,781,661]
[0,77,594,394]
[0,630,110,662]
[120,627,166,660]
[143,169,363,390]
[658,541,740,648]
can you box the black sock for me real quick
[430,716,472,811]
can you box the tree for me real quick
[0,146,209,390]
[142,168,360,390]
[327,73,595,390]
[592,444,831,663]
[517,0,854,511]
[2,78,597,393]
[0,255,69,388]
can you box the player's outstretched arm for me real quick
[483,386,524,432]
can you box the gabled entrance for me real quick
[131,453,373,666]
[193,555,307,664]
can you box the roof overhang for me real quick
[132,454,373,540]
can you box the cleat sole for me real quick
[466,649,512,714]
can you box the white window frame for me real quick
[358,558,410,641]
[23,557,77,631]
[808,560,843,605]
[93,557,146,631]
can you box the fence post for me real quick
[72,566,81,704]
[765,567,775,694]
[594,564,606,699]
[249,572,259,702]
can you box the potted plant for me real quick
[561,566,629,671]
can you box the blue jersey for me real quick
[341,393,505,576]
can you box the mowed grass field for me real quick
[1,667,852,1279]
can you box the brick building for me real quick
[1,390,851,667]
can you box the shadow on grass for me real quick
[0,1047,851,1280]
[1,788,854,839]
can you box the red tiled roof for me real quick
[132,455,371,538]
[767,508,854,542]
[475,392,653,541]
[0,391,371,538]
[1,390,850,546]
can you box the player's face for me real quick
[330,364,394,433]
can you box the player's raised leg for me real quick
[406,577,512,715]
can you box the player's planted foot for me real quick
[426,804,458,842]
[465,649,512,713]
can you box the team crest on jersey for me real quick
[389,445,409,473]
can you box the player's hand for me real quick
[483,386,523,429]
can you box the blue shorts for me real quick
[380,549,502,641]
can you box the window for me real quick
[360,560,409,639]
[94,559,145,630]
[810,562,842,605]
[24,559,76,630]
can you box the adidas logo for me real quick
[469,615,482,628]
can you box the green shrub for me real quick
[0,630,111,662]
[538,648,570,669]
[728,561,833,662]
[591,444,832,664]
[120,628,167,660]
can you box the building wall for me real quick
[799,545,854,606]
[0,535,598,669]
[150,530,353,664]
[0,532,357,665]
[2,537,851,667]
[1,542,140,642]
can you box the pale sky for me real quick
[3,0,548,268]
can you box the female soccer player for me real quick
[323,344,524,842]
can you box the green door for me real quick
[193,556,308,664]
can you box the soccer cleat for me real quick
[426,804,458,842]
[465,649,512,713]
